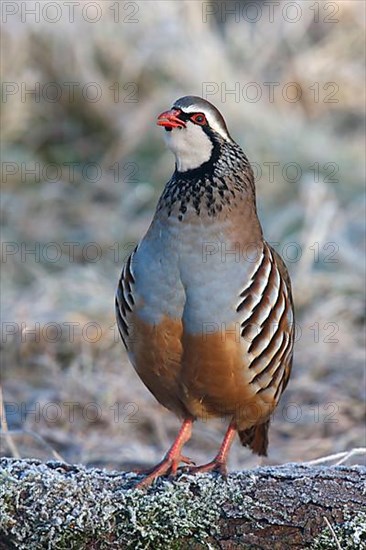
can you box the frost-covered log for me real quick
[0,458,365,549]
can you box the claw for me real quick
[183,421,236,479]
[178,454,196,467]
[135,453,194,489]
[186,459,228,478]
[133,418,194,489]
[133,419,236,488]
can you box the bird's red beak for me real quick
[157,109,186,129]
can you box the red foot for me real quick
[134,454,194,476]
[185,421,236,478]
[133,419,237,488]
[133,418,194,489]
[135,454,195,489]
[186,459,228,478]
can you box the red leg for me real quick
[187,421,237,477]
[135,418,194,488]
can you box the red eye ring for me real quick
[191,113,207,125]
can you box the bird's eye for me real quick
[191,113,207,125]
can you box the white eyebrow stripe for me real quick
[180,105,231,141]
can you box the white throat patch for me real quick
[164,122,213,172]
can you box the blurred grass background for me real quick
[1,0,365,469]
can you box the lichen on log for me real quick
[0,458,365,549]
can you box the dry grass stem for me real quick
[0,385,20,459]
[304,448,366,466]
[323,515,343,550]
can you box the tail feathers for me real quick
[238,420,270,456]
